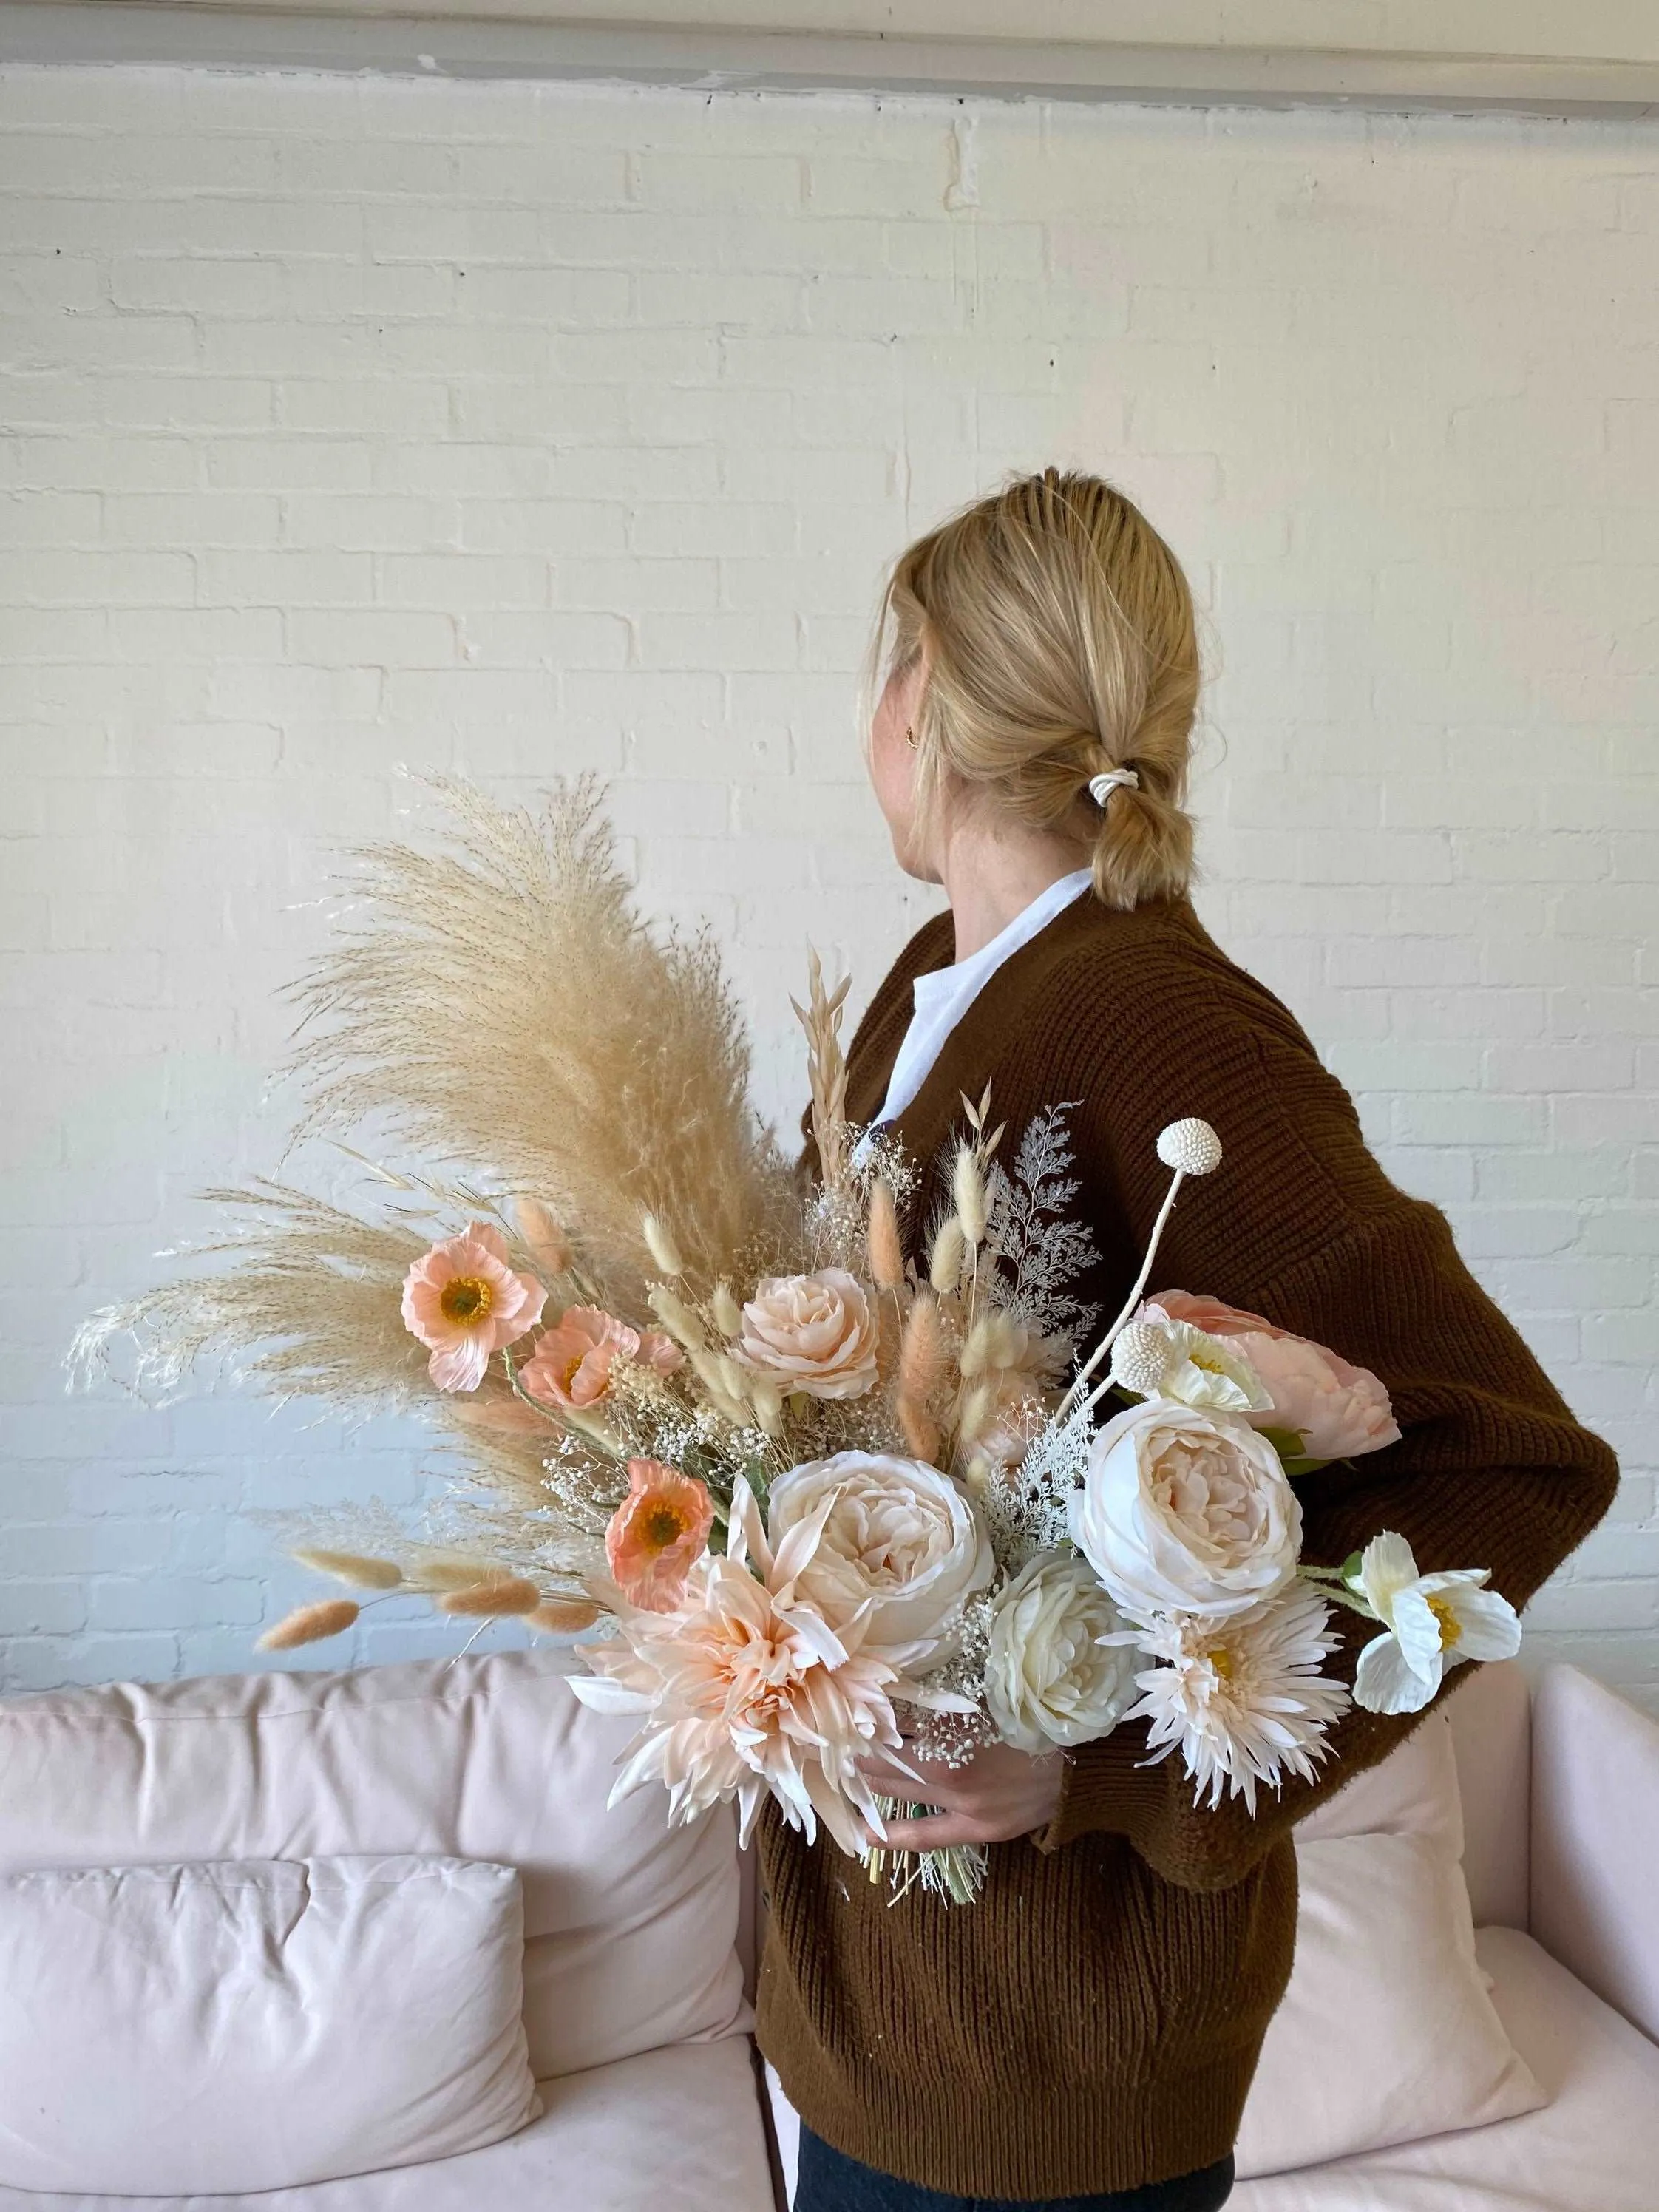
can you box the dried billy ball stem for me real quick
[1156,1117,1223,1176]
[1109,1321,1171,1397]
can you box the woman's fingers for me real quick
[869,1811,985,1852]
[855,1751,961,1805]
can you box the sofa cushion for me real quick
[0,1649,749,2081]
[0,1855,537,2196]
[0,2040,778,2212]
[1295,1706,1462,1857]
[1229,1927,1659,2212]
[1234,1831,1543,2179]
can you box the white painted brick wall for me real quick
[1,64,1654,1703]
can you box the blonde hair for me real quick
[868,467,1199,911]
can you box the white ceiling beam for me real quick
[3,1,1657,118]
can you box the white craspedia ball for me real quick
[1156,1118,1223,1176]
[1109,1322,1170,1397]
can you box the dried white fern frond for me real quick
[287,776,794,1297]
[67,1181,434,1408]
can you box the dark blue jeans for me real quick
[795,2129,1235,2212]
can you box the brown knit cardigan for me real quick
[755,889,1618,2201]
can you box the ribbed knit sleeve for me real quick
[1030,912,1620,1885]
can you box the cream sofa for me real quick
[0,1649,1653,2209]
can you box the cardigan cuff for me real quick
[1032,1727,1153,1853]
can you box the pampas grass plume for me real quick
[867,1181,905,1294]
[438,1575,543,1617]
[293,1547,403,1590]
[259,1598,359,1650]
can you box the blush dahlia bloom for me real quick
[605,1458,714,1613]
[520,1305,682,1410]
[570,1480,920,1854]
[400,1224,546,1393]
[1124,1581,1351,1813]
[1146,1292,1400,1462]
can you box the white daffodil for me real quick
[1347,1531,1521,1715]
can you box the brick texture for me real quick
[0,68,1654,1703]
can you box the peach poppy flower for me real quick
[605,1459,715,1612]
[520,1305,682,1410]
[401,1223,546,1393]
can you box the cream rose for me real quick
[767,1451,994,1650]
[983,1552,1139,1754]
[1068,1401,1303,1622]
[733,1269,878,1400]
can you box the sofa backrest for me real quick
[1443,1658,1531,1930]
[0,1647,750,2081]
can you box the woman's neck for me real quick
[937,820,1093,964]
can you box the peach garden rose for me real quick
[732,1269,878,1401]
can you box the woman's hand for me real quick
[856,1738,1065,1850]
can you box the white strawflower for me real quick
[1348,1532,1522,1715]
[1127,1581,1350,1813]
[983,1552,1139,1754]
[1157,1118,1223,1176]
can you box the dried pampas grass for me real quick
[67,1183,433,1408]
[288,776,793,1297]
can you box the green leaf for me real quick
[1257,1425,1309,1462]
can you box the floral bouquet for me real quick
[72,781,1521,1904]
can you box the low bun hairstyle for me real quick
[869,467,1199,912]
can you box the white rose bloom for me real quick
[1068,1400,1303,1623]
[767,1451,994,1652]
[733,1269,878,1400]
[983,1552,1139,1754]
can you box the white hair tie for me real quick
[1088,767,1139,807]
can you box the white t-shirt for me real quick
[866,867,1094,1137]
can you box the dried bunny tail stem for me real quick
[951,1142,988,1247]
[437,1575,543,1617]
[648,1283,710,1353]
[641,1211,684,1277]
[710,1280,743,1338]
[895,1292,951,1460]
[291,1548,403,1590]
[258,1598,360,1651]
[286,775,794,1296]
[512,1197,573,1279]
[866,1180,906,1295]
[929,1218,966,1296]
[792,947,852,1196]
[526,1596,604,1633]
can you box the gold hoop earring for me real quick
[903,725,917,750]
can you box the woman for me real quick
[756,469,1618,2212]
